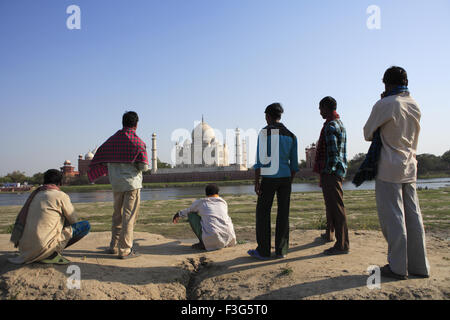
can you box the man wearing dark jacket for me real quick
[248,103,299,260]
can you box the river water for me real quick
[1,178,449,206]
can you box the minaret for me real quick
[223,138,229,166]
[192,116,204,166]
[175,141,180,167]
[201,115,204,166]
[151,133,157,173]
[235,128,242,166]
[242,138,247,168]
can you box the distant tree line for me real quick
[1,158,173,185]
[143,158,171,175]
[347,149,450,178]
[1,152,448,185]
[416,151,450,176]
[0,171,44,185]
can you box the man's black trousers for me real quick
[256,177,292,257]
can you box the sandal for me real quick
[40,253,70,265]
[119,248,141,260]
[105,247,118,254]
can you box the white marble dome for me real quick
[85,152,94,160]
[191,121,216,144]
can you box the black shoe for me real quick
[380,264,407,280]
[275,253,287,259]
[409,272,430,278]
[247,249,270,261]
[191,242,206,250]
[320,233,335,243]
[323,247,349,255]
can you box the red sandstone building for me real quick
[305,143,317,169]
[60,160,78,177]
[60,150,96,183]
[78,152,94,176]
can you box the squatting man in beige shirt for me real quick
[9,169,91,265]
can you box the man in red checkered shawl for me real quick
[88,111,149,259]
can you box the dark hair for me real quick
[122,111,139,128]
[383,66,408,86]
[43,169,63,185]
[205,184,219,196]
[265,103,284,120]
[319,96,337,111]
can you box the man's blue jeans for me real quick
[66,221,91,248]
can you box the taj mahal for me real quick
[155,117,249,174]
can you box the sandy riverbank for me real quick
[0,230,448,300]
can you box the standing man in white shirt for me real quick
[172,184,237,251]
[363,66,430,280]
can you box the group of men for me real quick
[8,66,430,280]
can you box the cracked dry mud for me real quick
[0,230,449,300]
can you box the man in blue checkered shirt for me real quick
[314,96,349,255]
[324,117,347,178]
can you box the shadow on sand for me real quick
[0,236,399,299]
[253,274,397,299]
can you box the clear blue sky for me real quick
[1,0,449,176]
